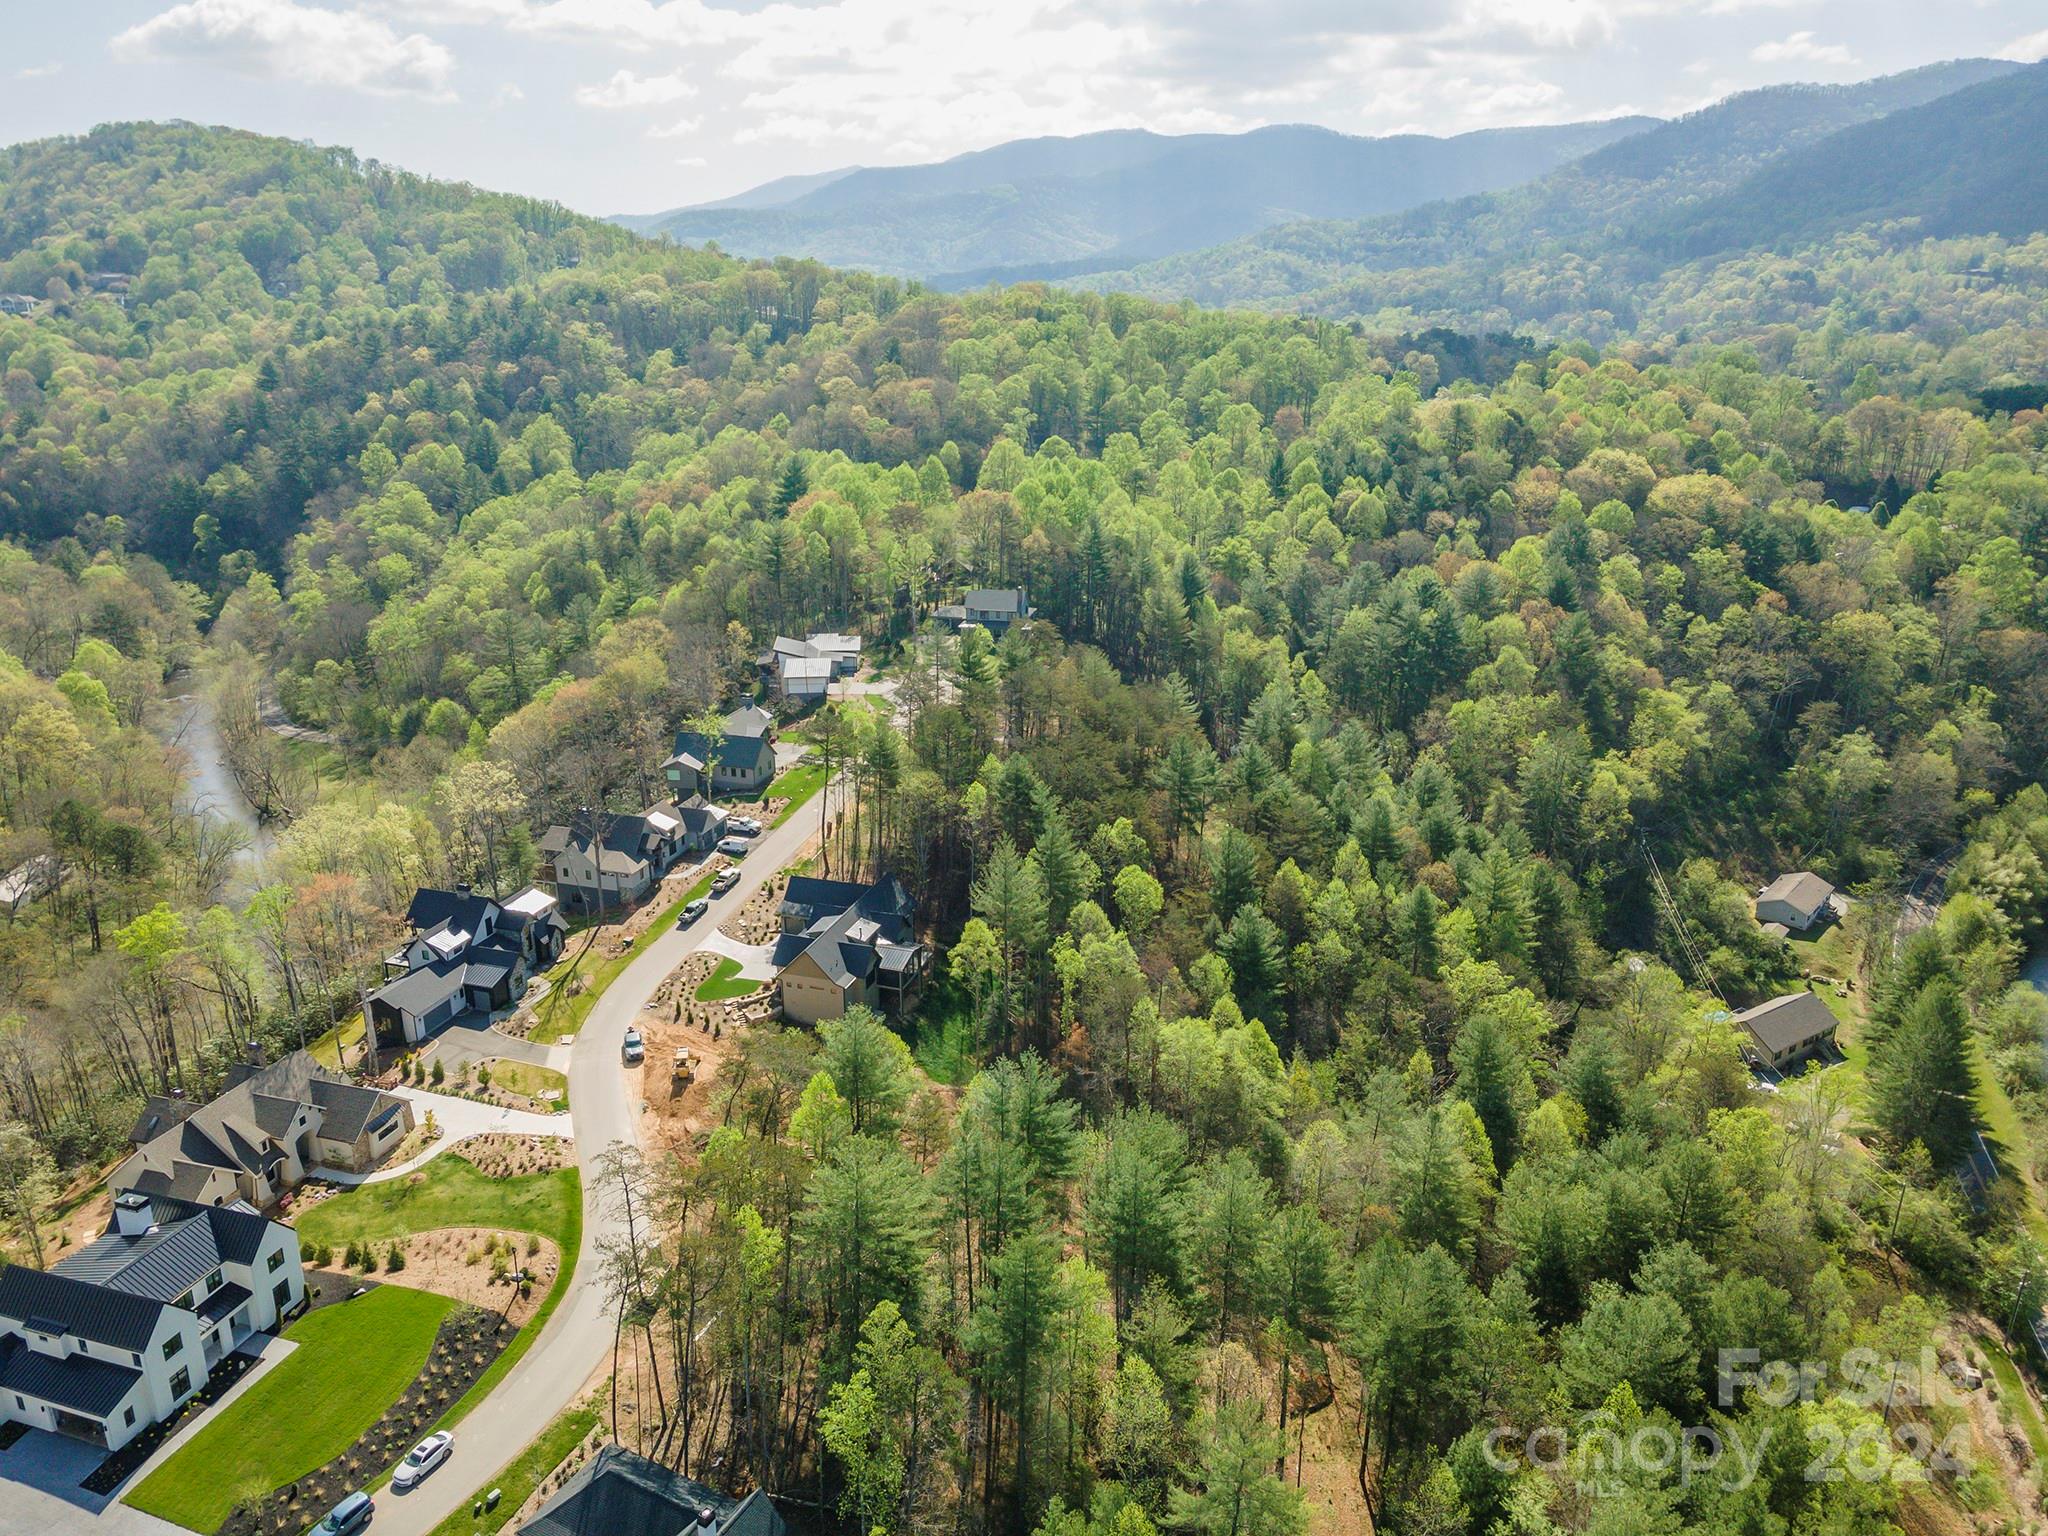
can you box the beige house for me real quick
[113,1048,411,1208]
[773,875,929,1025]
[1733,990,1839,1070]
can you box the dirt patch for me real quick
[453,1132,574,1177]
[717,869,792,946]
[640,1014,736,1156]
[385,1228,558,1328]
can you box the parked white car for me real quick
[716,836,751,857]
[727,816,763,836]
[392,1432,453,1490]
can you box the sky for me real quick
[3,0,2045,217]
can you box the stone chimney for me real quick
[113,1191,154,1237]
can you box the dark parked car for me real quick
[314,1491,373,1536]
[677,898,708,926]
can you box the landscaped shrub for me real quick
[430,1059,445,1085]
[385,1242,406,1272]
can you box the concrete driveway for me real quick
[370,778,845,1536]
[0,1432,184,1536]
[698,927,779,981]
[319,1088,569,1186]
[420,1009,563,1074]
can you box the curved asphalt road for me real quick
[377,784,840,1536]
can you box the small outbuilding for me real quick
[1755,871,1835,932]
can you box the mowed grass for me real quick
[483,1057,569,1110]
[424,1397,601,1536]
[695,957,761,1001]
[534,870,717,1040]
[296,1155,579,1253]
[768,761,827,827]
[127,1286,455,1531]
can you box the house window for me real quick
[169,1366,192,1398]
[162,1334,181,1360]
[205,1269,223,1295]
[131,1353,140,1366]
[273,1279,291,1309]
[124,1406,135,1427]
[267,1248,284,1272]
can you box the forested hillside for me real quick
[5,121,2048,1536]
[627,118,1656,287]
[1089,60,2048,399]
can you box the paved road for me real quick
[373,783,840,1536]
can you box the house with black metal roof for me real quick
[520,1443,784,1536]
[0,1192,302,1450]
[367,883,566,1045]
[115,1047,412,1206]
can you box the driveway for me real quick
[370,777,845,1536]
[698,928,779,981]
[319,1088,568,1186]
[419,1009,564,1073]
[0,1432,183,1536]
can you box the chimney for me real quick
[456,882,472,897]
[695,1511,716,1532]
[113,1192,154,1237]
[245,1039,266,1069]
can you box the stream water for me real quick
[158,680,276,870]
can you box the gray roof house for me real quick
[521,1444,785,1536]
[664,727,776,800]
[539,810,669,918]
[1733,990,1840,1070]
[369,884,562,1048]
[115,1048,411,1206]
[773,875,929,1025]
[936,587,1032,633]
[1755,871,1836,932]
[0,1193,304,1451]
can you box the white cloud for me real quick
[15,62,63,80]
[573,67,697,108]
[2000,27,2048,62]
[646,116,702,139]
[114,0,455,98]
[674,155,707,167]
[494,82,525,104]
[1750,30,1855,66]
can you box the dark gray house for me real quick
[521,1444,784,1536]
[368,883,564,1044]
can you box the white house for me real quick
[0,1193,304,1450]
[1755,871,1836,932]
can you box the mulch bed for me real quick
[215,1305,508,1536]
[79,1347,261,1494]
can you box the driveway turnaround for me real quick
[319,1087,569,1187]
[368,779,843,1536]
[0,1431,184,1536]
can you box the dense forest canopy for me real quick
[2,120,2048,1536]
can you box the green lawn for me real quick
[424,1398,601,1536]
[909,976,979,1087]
[534,870,716,1040]
[297,1155,585,1447]
[768,761,827,828]
[483,1058,569,1111]
[127,1286,455,1532]
[308,1009,368,1071]
[1978,1333,2048,1466]
[695,957,762,1001]
[296,1156,579,1253]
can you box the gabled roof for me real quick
[58,1196,274,1299]
[671,729,775,778]
[521,1444,784,1536]
[964,587,1029,615]
[0,1334,143,1418]
[779,657,833,682]
[406,887,498,937]
[0,1265,168,1352]
[1733,990,1839,1056]
[1758,871,1835,914]
[310,1076,405,1144]
[502,886,560,920]
[129,1093,198,1146]
[368,957,469,1019]
[542,812,655,871]
[724,703,775,739]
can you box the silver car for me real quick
[392,1432,453,1490]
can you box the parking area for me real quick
[0,1428,117,1514]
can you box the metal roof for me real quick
[0,1266,168,1352]
[0,1335,144,1419]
